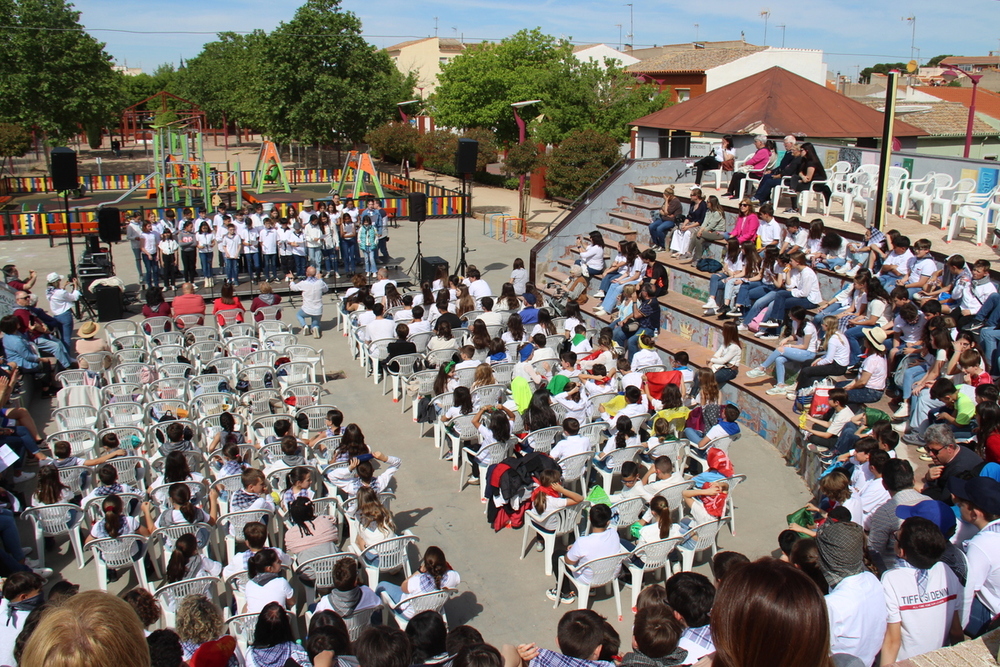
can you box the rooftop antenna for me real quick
[694,23,699,42]
[901,15,917,62]
[615,24,622,50]
[624,3,633,49]
[760,9,771,46]
[777,23,786,47]
[434,17,438,37]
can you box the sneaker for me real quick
[737,324,749,332]
[766,384,790,395]
[443,451,453,461]
[702,297,719,311]
[758,333,779,341]
[593,290,605,299]
[29,566,53,579]
[919,453,934,462]
[302,327,312,337]
[786,392,798,400]
[835,263,850,275]
[806,443,831,455]
[845,264,861,278]
[535,541,544,552]
[746,368,768,378]
[902,433,926,446]
[312,326,321,339]
[916,446,928,454]
[593,308,608,316]
[965,321,986,334]
[468,476,480,484]
[10,470,35,484]
[893,403,909,419]
[760,320,781,329]
[545,588,562,602]
[892,422,908,434]
[783,208,799,214]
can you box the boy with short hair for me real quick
[314,556,380,618]
[960,350,993,387]
[160,422,193,455]
[546,505,622,605]
[802,388,855,456]
[640,455,686,501]
[82,463,140,505]
[665,571,716,663]
[880,517,963,663]
[549,418,593,463]
[513,609,611,666]
[620,606,687,667]
[878,234,914,291]
[901,238,936,298]
[756,204,783,249]
[221,520,290,579]
[263,435,309,476]
[454,346,481,371]
[671,352,694,394]
[569,325,592,355]
[838,436,880,495]
[616,357,642,392]
[230,468,275,512]
[0,572,46,667]
[695,404,741,454]
[558,351,580,378]
[52,438,124,468]
[408,305,432,335]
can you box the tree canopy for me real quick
[0,0,120,142]
[859,55,956,83]
[432,29,667,145]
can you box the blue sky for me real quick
[75,0,997,81]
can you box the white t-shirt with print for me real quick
[882,561,961,661]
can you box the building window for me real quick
[439,57,449,64]
[676,88,691,103]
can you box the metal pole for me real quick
[458,174,468,274]
[965,77,980,159]
[64,192,77,277]
[873,70,899,232]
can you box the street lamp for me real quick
[941,65,983,158]
[511,100,542,226]
[396,100,419,123]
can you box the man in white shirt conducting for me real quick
[290,266,329,339]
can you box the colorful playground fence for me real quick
[0,169,465,239]
[482,212,528,243]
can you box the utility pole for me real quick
[777,23,786,47]
[434,17,438,37]
[615,24,622,50]
[902,15,916,62]
[694,23,699,42]
[625,3,633,49]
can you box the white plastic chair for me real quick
[22,504,86,569]
[595,445,644,493]
[218,509,276,563]
[458,439,514,499]
[154,576,220,627]
[380,588,454,631]
[653,478,694,522]
[609,496,646,529]
[558,452,593,496]
[445,414,479,466]
[948,186,1000,245]
[386,354,422,401]
[524,425,562,455]
[520,502,589,576]
[294,552,358,612]
[46,428,96,457]
[86,535,149,591]
[677,518,722,572]
[54,406,99,431]
[358,533,419,592]
[721,474,748,535]
[554,552,629,620]
[282,383,325,409]
[930,178,976,229]
[626,537,683,610]
[407,369,439,418]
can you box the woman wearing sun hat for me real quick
[75,321,110,356]
[837,327,888,407]
[45,273,80,356]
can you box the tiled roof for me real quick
[853,99,998,137]
[632,67,926,138]
[914,86,1000,123]
[627,46,767,74]
[385,37,467,54]
[941,56,1000,67]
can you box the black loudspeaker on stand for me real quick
[405,192,428,281]
[51,148,79,192]
[421,256,449,286]
[454,139,478,275]
[98,207,122,243]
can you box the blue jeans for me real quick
[323,248,340,275]
[684,427,703,444]
[764,293,817,324]
[813,302,847,328]
[816,257,847,269]
[132,247,143,284]
[376,582,403,605]
[602,279,640,312]
[0,510,28,575]
[965,595,995,638]
[142,255,160,289]
[976,293,1000,325]
[263,254,278,281]
[307,246,323,270]
[908,387,944,433]
[244,252,261,278]
[649,218,675,247]
[377,237,390,262]
[761,347,816,385]
[754,174,783,203]
[981,327,1000,372]
[735,281,770,309]
[224,258,240,284]
[878,274,901,291]
[835,381,883,407]
[53,311,74,355]
[900,361,929,400]
[599,270,621,293]
[199,252,213,280]
[294,255,307,277]
[36,336,70,368]
[626,327,655,361]
[741,289,779,326]
[708,273,725,303]
[362,248,377,274]
[297,309,321,330]
[340,239,358,274]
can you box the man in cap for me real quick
[949,476,1000,637]
[815,520,887,666]
[298,199,314,227]
[520,292,539,325]
[896,499,967,585]
[920,425,983,503]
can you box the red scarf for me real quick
[530,483,560,508]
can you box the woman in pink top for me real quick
[725,135,775,199]
[728,199,760,244]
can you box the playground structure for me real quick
[334,151,385,200]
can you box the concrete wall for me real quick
[707,49,828,90]
[390,38,458,94]
[573,45,639,68]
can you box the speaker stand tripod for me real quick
[405,218,424,280]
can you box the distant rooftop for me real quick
[914,86,1000,123]
[385,37,467,54]
[940,55,1000,67]
[853,98,998,137]
[627,44,768,74]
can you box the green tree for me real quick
[433,29,667,144]
[460,127,499,172]
[180,32,266,130]
[0,122,30,173]
[259,0,414,145]
[545,129,621,199]
[416,129,459,174]
[859,62,908,83]
[0,0,121,143]
[503,141,539,177]
[927,54,954,67]
[365,122,420,163]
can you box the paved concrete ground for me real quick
[5,204,810,647]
